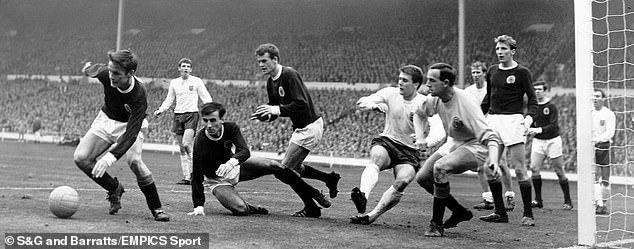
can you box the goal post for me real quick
[574,0,596,246]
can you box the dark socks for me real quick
[560,179,571,204]
[432,182,450,225]
[275,168,319,210]
[488,180,507,216]
[532,175,542,202]
[78,166,118,192]
[519,180,533,218]
[139,182,162,210]
[300,165,330,183]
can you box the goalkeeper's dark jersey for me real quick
[532,100,560,140]
[191,122,250,207]
[265,66,320,129]
[92,65,147,160]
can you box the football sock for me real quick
[180,155,190,180]
[488,180,507,216]
[594,183,603,206]
[483,191,494,203]
[186,152,193,180]
[359,163,380,199]
[274,168,319,210]
[559,179,571,204]
[432,182,450,225]
[367,186,403,220]
[532,175,542,202]
[601,184,610,204]
[78,165,118,192]
[139,181,162,210]
[300,165,331,183]
[518,180,533,218]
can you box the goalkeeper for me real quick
[188,102,324,216]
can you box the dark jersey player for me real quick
[251,43,340,218]
[527,81,572,210]
[73,49,169,221]
[188,102,326,216]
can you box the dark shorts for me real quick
[371,136,420,170]
[594,142,610,166]
[172,112,200,135]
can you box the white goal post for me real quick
[574,0,595,247]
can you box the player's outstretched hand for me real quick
[92,153,116,178]
[187,206,205,216]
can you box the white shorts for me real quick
[88,110,148,144]
[289,117,323,151]
[204,165,241,192]
[531,136,563,159]
[487,114,526,146]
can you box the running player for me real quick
[74,49,169,221]
[251,43,339,218]
[349,65,444,225]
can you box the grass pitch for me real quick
[1,141,631,248]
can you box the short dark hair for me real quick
[429,63,456,86]
[107,49,138,74]
[178,58,192,67]
[470,61,487,73]
[494,34,517,50]
[255,43,280,61]
[594,89,606,98]
[399,64,424,89]
[200,102,226,119]
[533,81,548,91]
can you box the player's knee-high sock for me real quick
[601,182,610,205]
[518,180,533,218]
[138,175,161,210]
[300,165,331,183]
[432,182,449,225]
[360,163,380,199]
[532,175,542,202]
[180,154,190,180]
[443,194,467,214]
[275,168,319,210]
[559,179,571,204]
[77,165,118,192]
[367,186,402,220]
[488,180,507,216]
[594,183,603,206]
[187,152,193,180]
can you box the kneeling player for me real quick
[188,102,326,216]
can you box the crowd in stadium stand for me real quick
[1,0,633,174]
[0,0,577,86]
[2,78,633,175]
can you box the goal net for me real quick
[576,0,634,247]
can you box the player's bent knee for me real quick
[392,178,412,192]
[137,174,154,186]
[228,203,249,216]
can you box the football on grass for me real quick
[48,186,79,218]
